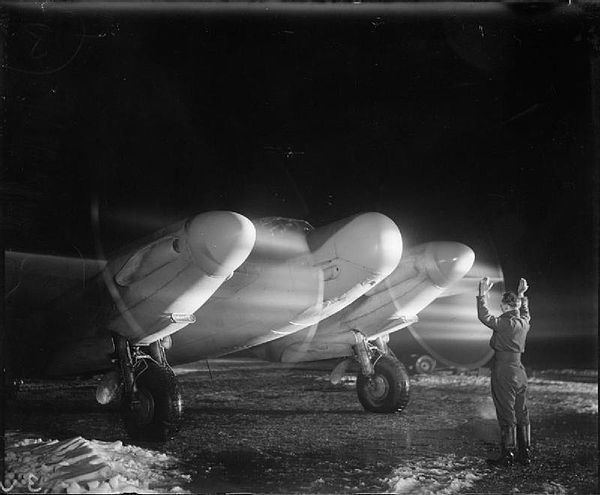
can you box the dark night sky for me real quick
[2,3,598,365]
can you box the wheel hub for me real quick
[415,355,435,374]
[367,374,389,400]
[131,389,154,426]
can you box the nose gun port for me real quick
[424,242,475,288]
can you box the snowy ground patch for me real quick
[528,378,598,414]
[3,432,191,494]
[383,454,488,495]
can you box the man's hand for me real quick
[479,276,494,297]
[517,278,529,298]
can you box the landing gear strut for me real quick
[116,337,183,441]
[353,332,410,413]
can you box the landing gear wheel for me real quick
[357,355,410,413]
[122,359,183,441]
[415,354,437,374]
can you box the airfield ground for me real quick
[3,360,598,494]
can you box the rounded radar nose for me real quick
[185,211,256,277]
[335,212,403,277]
[426,242,475,288]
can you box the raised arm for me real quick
[477,277,499,331]
[517,278,531,323]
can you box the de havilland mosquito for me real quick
[5,211,484,440]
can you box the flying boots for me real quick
[516,424,532,465]
[487,425,516,467]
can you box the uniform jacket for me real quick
[476,296,530,352]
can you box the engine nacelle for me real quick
[107,211,256,344]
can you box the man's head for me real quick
[500,291,521,313]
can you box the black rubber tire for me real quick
[122,360,183,441]
[356,355,410,413]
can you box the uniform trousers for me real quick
[491,351,530,429]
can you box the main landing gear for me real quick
[353,333,410,413]
[114,337,183,441]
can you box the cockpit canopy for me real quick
[251,217,314,261]
[254,217,314,236]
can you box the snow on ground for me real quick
[540,481,568,494]
[3,432,191,494]
[528,378,598,414]
[383,454,487,495]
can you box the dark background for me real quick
[2,3,598,368]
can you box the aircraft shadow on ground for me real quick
[5,397,118,415]
[183,406,364,416]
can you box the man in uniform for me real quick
[477,277,532,467]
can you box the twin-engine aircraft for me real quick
[5,211,481,440]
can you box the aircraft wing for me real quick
[8,210,405,376]
[246,242,477,364]
[5,251,107,308]
[5,211,256,376]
